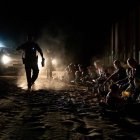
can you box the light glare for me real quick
[52,59,57,65]
[2,55,11,64]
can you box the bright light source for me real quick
[1,55,11,64]
[52,59,57,65]
[0,42,5,48]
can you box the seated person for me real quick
[116,67,135,92]
[127,57,140,101]
[103,60,127,85]
[100,84,124,110]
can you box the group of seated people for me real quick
[64,57,140,110]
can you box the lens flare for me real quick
[1,55,11,64]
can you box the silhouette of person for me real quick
[16,34,45,90]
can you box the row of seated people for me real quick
[64,57,140,110]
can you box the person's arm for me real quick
[116,77,129,84]
[103,72,117,85]
[36,43,45,67]
[36,43,44,58]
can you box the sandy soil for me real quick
[0,75,140,140]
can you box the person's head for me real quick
[78,65,84,72]
[94,60,102,69]
[109,84,119,92]
[69,63,75,70]
[127,57,137,68]
[113,60,121,69]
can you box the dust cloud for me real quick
[16,27,71,90]
[16,67,67,91]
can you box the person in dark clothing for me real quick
[99,84,124,110]
[16,35,45,90]
[105,84,124,110]
[103,60,127,85]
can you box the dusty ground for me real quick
[0,74,140,140]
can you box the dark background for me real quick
[0,0,139,65]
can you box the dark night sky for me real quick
[0,0,139,65]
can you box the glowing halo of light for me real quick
[52,59,57,65]
[0,42,5,48]
[1,55,11,64]
[122,91,130,97]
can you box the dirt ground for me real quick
[0,74,140,140]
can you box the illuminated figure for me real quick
[46,50,53,79]
[103,60,127,84]
[16,34,45,90]
[127,57,140,101]
[105,84,124,109]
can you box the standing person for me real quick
[16,35,45,90]
[46,50,53,79]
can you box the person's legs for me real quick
[47,69,50,79]
[50,68,52,78]
[25,65,32,89]
[31,63,39,84]
[47,68,52,79]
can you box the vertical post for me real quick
[111,24,114,63]
[115,22,118,59]
[135,6,140,63]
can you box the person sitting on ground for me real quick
[103,60,127,85]
[75,65,82,84]
[127,57,140,101]
[116,67,135,93]
[100,84,124,110]
[67,63,76,83]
